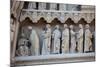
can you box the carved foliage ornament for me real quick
[20,11,95,23]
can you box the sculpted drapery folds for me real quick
[77,24,84,53]
[17,24,94,56]
[62,24,69,53]
[84,24,92,52]
[29,26,40,56]
[42,24,51,55]
[52,25,61,54]
[70,25,76,53]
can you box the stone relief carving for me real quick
[16,2,95,56]
[29,26,40,56]
[52,25,61,54]
[20,9,95,24]
[84,24,93,52]
[70,25,76,53]
[16,23,94,56]
[77,24,84,53]
[16,33,30,56]
[42,24,51,55]
[62,24,69,53]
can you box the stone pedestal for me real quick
[15,52,95,66]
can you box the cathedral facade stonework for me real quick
[10,0,95,66]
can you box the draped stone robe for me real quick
[62,28,69,53]
[77,28,83,53]
[52,29,61,54]
[42,28,51,55]
[84,29,92,52]
[29,29,40,56]
[70,30,76,53]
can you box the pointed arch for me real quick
[65,18,75,25]
[20,17,34,27]
[37,17,47,24]
[77,18,87,25]
[51,18,62,25]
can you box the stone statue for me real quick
[52,25,61,54]
[62,24,69,53]
[17,33,29,56]
[77,24,84,53]
[84,24,92,52]
[29,26,40,55]
[70,25,76,53]
[42,24,51,55]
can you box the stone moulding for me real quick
[15,52,95,66]
[20,9,95,23]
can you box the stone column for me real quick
[11,20,19,64]
[11,1,20,17]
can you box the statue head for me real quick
[55,25,59,29]
[64,24,68,29]
[79,24,83,29]
[28,26,32,30]
[85,24,90,29]
[70,25,74,29]
[46,24,51,29]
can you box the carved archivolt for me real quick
[20,10,95,23]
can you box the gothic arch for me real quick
[20,17,33,26]
[51,18,62,24]
[18,17,33,40]
[37,17,47,23]
[65,18,75,25]
[77,18,87,25]
[36,17,48,29]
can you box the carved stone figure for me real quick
[62,24,69,53]
[42,24,51,55]
[29,26,40,55]
[52,25,61,54]
[17,33,29,56]
[84,24,92,52]
[77,24,84,53]
[70,25,76,53]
